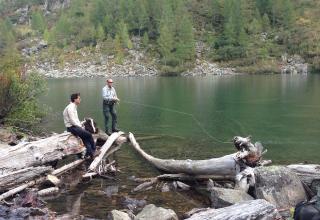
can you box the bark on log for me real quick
[129,132,238,176]
[0,133,85,174]
[185,199,282,220]
[0,166,52,192]
[89,132,124,172]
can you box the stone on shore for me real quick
[207,187,254,208]
[108,210,132,220]
[135,204,178,220]
[254,166,307,209]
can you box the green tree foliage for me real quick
[117,20,133,49]
[0,18,15,56]
[31,10,46,33]
[215,0,248,60]
[96,23,105,42]
[114,34,124,64]
[142,32,149,48]
[0,52,47,128]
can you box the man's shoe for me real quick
[105,130,112,136]
[112,128,120,132]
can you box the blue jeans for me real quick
[103,101,117,132]
[67,125,96,156]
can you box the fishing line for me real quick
[121,100,231,144]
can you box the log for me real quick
[0,176,47,201]
[52,159,84,176]
[129,132,239,176]
[185,199,282,220]
[88,131,124,172]
[0,132,85,174]
[0,158,85,201]
[37,187,59,197]
[0,166,52,192]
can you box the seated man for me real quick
[63,93,96,159]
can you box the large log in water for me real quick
[185,199,281,220]
[128,132,239,176]
[0,133,84,174]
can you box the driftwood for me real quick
[0,158,85,201]
[0,166,52,192]
[186,199,282,220]
[129,132,239,176]
[89,131,124,172]
[0,176,47,201]
[37,187,59,197]
[0,133,85,174]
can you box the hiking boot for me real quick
[105,130,112,136]
[77,149,86,159]
[112,128,120,132]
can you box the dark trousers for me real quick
[103,102,117,132]
[67,126,96,156]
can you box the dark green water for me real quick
[41,75,320,218]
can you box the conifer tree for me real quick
[31,11,46,33]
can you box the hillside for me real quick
[0,0,319,75]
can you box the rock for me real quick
[122,197,147,213]
[288,164,320,194]
[104,185,119,197]
[135,204,178,220]
[185,199,281,220]
[254,166,307,209]
[281,54,308,74]
[207,187,254,208]
[0,128,16,143]
[108,210,132,220]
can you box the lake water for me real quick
[40,74,320,218]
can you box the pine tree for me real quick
[142,32,149,48]
[158,23,174,65]
[31,11,46,33]
[175,10,195,62]
[114,34,124,64]
[117,20,133,49]
[96,23,105,42]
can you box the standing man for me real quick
[63,93,96,159]
[102,79,120,135]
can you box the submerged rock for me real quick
[122,196,147,213]
[254,166,307,209]
[135,204,178,220]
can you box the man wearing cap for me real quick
[102,79,120,135]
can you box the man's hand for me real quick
[113,97,120,102]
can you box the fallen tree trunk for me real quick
[0,133,85,174]
[0,166,53,192]
[129,132,239,176]
[185,199,282,220]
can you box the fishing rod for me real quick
[120,100,232,144]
